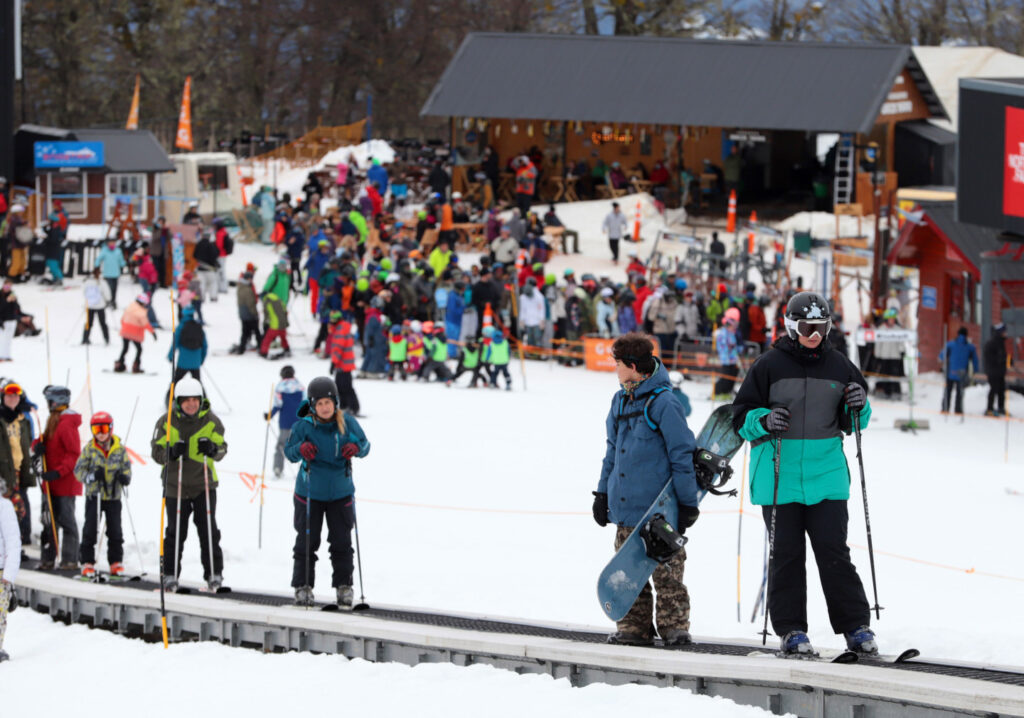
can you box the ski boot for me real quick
[661,628,691,646]
[162,575,178,593]
[780,630,815,656]
[844,625,879,655]
[132,360,143,374]
[38,561,55,571]
[336,585,354,610]
[0,650,9,662]
[109,562,125,577]
[273,469,282,481]
[294,586,315,607]
[207,574,224,592]
[59,561,78,571]
[80,563,96,579]
[113,359,127,373]
[607,625,654,646]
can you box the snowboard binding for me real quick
[639,513,687,564]
[694,449,737,496]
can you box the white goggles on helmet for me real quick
[785,316,831,339]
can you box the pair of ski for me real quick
[76,572,142,584]
[759,647,920,664]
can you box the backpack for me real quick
[179,319,205,350]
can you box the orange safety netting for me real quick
[252,119,367,163]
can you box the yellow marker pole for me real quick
[159,285,178,649]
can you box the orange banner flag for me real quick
[175,76,193,151]
[125,74,140,130]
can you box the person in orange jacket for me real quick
[115,293,157,373]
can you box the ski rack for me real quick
[13,567,1024,718]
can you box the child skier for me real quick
[406,320,425,375]
[387,325,408,381]
[421,325,453,382]
[116,293,157,373]
[285,377,370,608]
[0,477,20,662]
[260,292,291,359]
[452,339,485,388]
[74,411,131,578]
[483,326,512,390]
[267,366,305,481]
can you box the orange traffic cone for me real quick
[747,210,757,254]
[726,190,737,233]
[633,200,643,242]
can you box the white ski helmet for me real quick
[174,377,204,400]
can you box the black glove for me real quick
[168,440,186,461]
[760,407,791,434]
[844,382,866,411]
[591,491,609,527]
[263,412,271,421]
[196,437,217,457]
[677,504,700,531]
[41,470,59,482]
[83,469,102,485]
[114,471,131,487]
[31,442,45,458]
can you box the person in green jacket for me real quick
[260,292,291,358]
[387,325,408,381]
[483,325,512,391]
[731,291,876,658]
[348,210,368,258]
[452,339,485,388]
[706,284,731,330]
[428,240,452,279]
[262,258,292,304]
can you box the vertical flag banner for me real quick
[1004,106,1024,218]
[125,74,140,130]
[175,76,194,151]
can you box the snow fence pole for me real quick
[736,442,748,622]
[508,283,527,391]
[760,434,781,646]
[120,395,146,576]
[853,411,882,620]
[258,383,274,550]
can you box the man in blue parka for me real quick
[938,326,979,415]
[594,332,698,647]
[285,376,369,609]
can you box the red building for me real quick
[887,200,1024,373]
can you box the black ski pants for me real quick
[942,378,965,414]
[453,363,486,387]
[172,367,201,383]
[79,496,123,565]
[762,500,870,636]
[118,338,142,364]
[162,489,224,581]
[609,237,620,262]
[41,495,78,565]
[420,358,452,382]
[987,374,1006,414]
[83,309,109,344]
[239,319,262,351]
[291,493,354,588]
[334,370,360,415]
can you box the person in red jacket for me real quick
[625,252,646,279]
[747,293,768,353]
[632,277,652,327]
[35,385,83,569]
[325,312,360,416]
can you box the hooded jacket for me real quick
[151,398,227,500]
[598,359,698,526]
[43,410,83,497]
[285,403,370,501]
[74,435,131,501]
[732,336,871,506]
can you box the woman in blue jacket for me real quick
[285,376,369,608]
[95,241,126,308]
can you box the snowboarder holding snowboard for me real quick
[151,377,227,592]
[74,411,131,578]
[732,291,877,657]
[594,333,699,645]
[285,377,370,608]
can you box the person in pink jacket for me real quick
[135,252,162,329]
[115,293,157,373]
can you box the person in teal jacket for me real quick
[732,291,876,658]
[95,241,127,308]
[285,377,369,608]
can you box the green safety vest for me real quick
[431,336,448,362]
[487,339,510,366]
[389,336,408,362]
[462,346,480,369]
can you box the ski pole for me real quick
[352,498,369,610]
[750,528,768,622]
[304,462,312,600]
[853,412,883,620]
[201,367,234,413]
[173,457,183,588]
[201,454,217,588]
[736,442,748,622]
[760,434,781,646]
[95,482,105,575]
[258,383,274,550]
[41,456,60,558]
[122,487,145,576]
[159,286,179,650]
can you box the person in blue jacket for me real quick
[266,365,305,480]
[367,158,389,196]
[938,326,979,415]
[95,240,127,308]
[168,305,207,382]
[593,332,698,646]
[285,376,370,608]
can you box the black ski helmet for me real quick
[307,376,338,407]
[784,291,832,340]
[42,384,71,408]
[280,365,295,379]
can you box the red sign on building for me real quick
[1004,106,1024,217]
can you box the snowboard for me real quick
[598,405,744,622]
[101,369,160,376]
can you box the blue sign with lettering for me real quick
[34,141,105,169]
[921,285,937,311]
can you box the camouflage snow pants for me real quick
[0,572,10,650]
[614,526,690,638]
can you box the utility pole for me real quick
[0,0,17,189]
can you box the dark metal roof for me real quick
[896,120,957,146]
[422,33,940,133]
[68,129,174,173]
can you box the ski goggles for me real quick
[791,318,832,339]
[2,383,22,396]
[90,424,112,436]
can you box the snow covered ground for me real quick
[5,231,1024,712]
